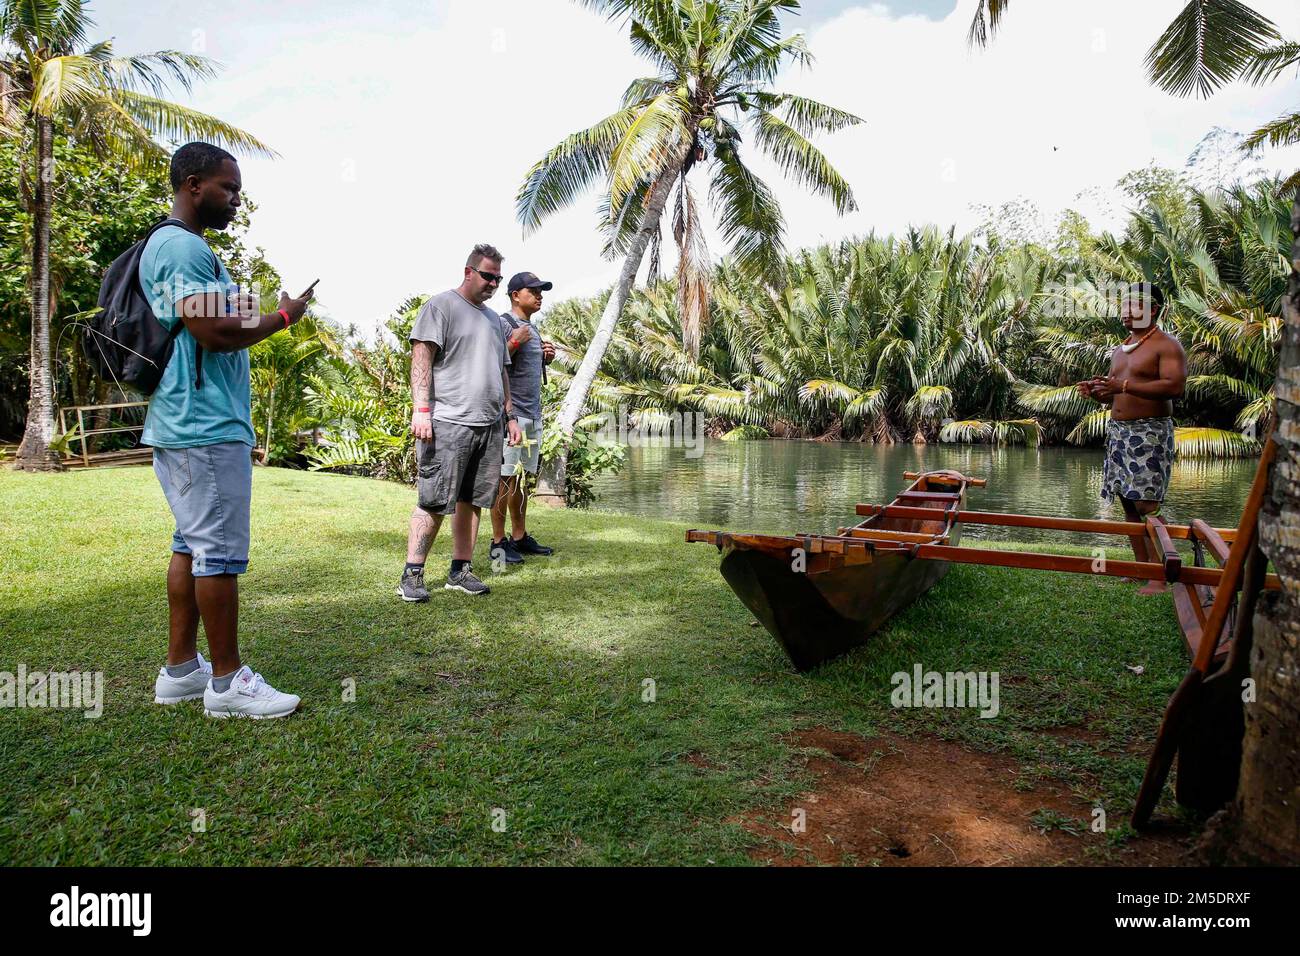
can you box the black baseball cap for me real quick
[507,272,553,294]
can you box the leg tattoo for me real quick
[407,508,441,563]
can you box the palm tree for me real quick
[969,0,1300,187]
[1,0,272,471]
[1240,196,1300,863]
[516,0,861,490]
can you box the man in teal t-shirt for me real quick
[140,226,253,448]
[142,142,314,720]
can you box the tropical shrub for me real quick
[538,379,627,507]
[304,299,421,483]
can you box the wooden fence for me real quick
[58,401,152,469]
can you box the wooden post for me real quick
[75,407,89,468]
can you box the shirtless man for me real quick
[1078,282,1187,594]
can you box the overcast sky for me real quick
[91,0,1300,335]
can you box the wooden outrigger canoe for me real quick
[689,456,1284,827]
[687,468,1280,673]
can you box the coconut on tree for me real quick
[516,0,862,494]
[1,0,272,471]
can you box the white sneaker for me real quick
[154,652,214,704]
[203,665,300,720]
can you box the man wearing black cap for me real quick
[490,272,557,564]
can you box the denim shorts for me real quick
[152,442,252,576]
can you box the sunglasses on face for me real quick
[469,268,503,284]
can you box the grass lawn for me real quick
[0,465,1195,865]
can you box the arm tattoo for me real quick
[411,341,433,405]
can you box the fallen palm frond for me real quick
[1174,426,1261,458]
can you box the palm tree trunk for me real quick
[1229,194,1300,863]
[14,115,61,472]
[536,166,681,505]
[557,169,679,432]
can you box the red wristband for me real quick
[278,308,291,329]
[416,406,430,413]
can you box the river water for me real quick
[590,439,1257,548]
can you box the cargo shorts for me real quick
[416,419,505,514]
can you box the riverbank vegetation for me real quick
[540,169,1289,459]
[1,142,1285,484]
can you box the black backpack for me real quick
[84,217,212,394]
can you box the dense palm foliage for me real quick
[1,0,271,469]
[301,299,422,484]
[537,174,1288,457]
[1019,178,1288,455]
[518,0,861,443]
[970,0,1300,189]
[249,312,343,463]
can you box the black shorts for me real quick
[416,420,505,514]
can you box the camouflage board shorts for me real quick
[1101,416,1176,504]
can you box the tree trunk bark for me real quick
[91,380,110,455]
[555,169,679,436]
[536,166,681,505]
[1230,194,1300,864]
[14,115,61,472]
[532,457,568,508]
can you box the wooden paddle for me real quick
[1131,434,1277,829]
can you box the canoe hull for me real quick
[720,526,959,671]
[690,470,974,671]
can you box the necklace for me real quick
[1119,327,1158,354]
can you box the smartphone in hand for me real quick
[301,279,320,298]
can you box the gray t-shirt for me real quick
[410,290,510,427]
[500,310,544,424]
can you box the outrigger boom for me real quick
[686,527,1278,591]
[686,468,1278,672]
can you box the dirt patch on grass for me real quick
[737,728,1191,866]
[681,750,716,770]
[1040,724,1107,747]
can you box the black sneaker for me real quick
[513,534,554,556]
[397,566,430,602]
[445,565,490,596]
[489,537,525,565]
